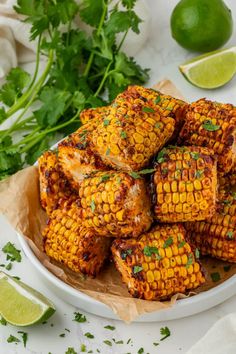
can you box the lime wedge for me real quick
[179,47,236,89]
[0,271,55,326]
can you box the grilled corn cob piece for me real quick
[178,99,236,173]
[186,189,236,263]
[120,85,187,138]
[38,151,75,215]
[219,171,236,191]
[43,200,111,276]
[90,95,175,171]
[111,224,205,300]
[80,106,109,125]
[58,121,107,189]
[79,171,153,237]
[153,146,217,222]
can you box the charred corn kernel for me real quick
[58,121,108,189]
[186,188,236,263]
[178,99,236,173]
[111,224,205,301]
[90,89,176,172]
[79,171,152,237]
[38,151,76,216]
[153,146,217,222]
[80,106,108,125]
[43,201,111,276]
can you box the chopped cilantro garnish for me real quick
[73,312,86,323]
[202,120,220,132]
[155,122,161,129]
[65,328,70,332]
[161,168,168,175]
[163,237,173,248]
[160,326,171,341]
[104,325,115,331]
[186,254,193,269]
[0,317,7,326]
[226,231,234,239]
[85,332,94,339]
[156,149,167,163]
[127,338,132,344]
[133,265,143,274]
[138,348,144,354]
[106,148,110,156]
[139,168,156,175]
[65,349,77,354]
[129,171,141,179]
[142,106,155,113]
[103,340,112,346]
[5,262,12,270]
[190,152,199,160]
[178,241,186,249]
[59,333,65,337]
[18,331,28,347]
[100,174,110,182]
[195,248,200,259]
[7,334,20,343]
[112,338,123,344]
[81,344,87,352]
[224,265,231,272]
[155,96,161,104]
[121,249,132,260]
[195,170,204,179]
[143,246,159,257]
[2,242,21,262]
[90,199,96,213]
[153,342,159,346]
[210,272,221,282]
[120,131,127,139]
[103,119,110,126]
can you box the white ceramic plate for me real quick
[18,232,236,322]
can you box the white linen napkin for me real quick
[187,313,236,354]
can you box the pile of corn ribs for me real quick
[38,85,236,301]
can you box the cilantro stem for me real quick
[6,50,54,118]
[94,61,113,96]
[28,34,42,90]
[83,3,108,77]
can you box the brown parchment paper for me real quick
[0,80,236,323]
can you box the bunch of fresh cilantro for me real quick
[0,0,149,179]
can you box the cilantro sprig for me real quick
[0,0,149,179]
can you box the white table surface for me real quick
[1,0,236,353]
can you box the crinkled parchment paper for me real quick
[0,80,236,323]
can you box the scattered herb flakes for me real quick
[160,326,171,341]
[59,333,66,337]
[42,321,47,325]
[127,338,132,344]
[161,168,168,175]
[186,254,193,269]
[106,148,110,156]
[178,241,186,249]
[129,171,141,179]
[18,331,28,347]
[73,312,86,323]
[224,265,231,272]
[0,317,7,325]
[142,106,155,113]
[163,237,173,248]
[90,199,96,213]
[202,120,220,132]
[7,334,20,344]
[96,350,100,353]
[195,248,200,259]
[210,272,221,282]
[138,348,144,354]
[165,106,173,111]
[156,149,167,163]
[81,344,87,352]
[2,242,21,262]
[100,174,110,182]
[103,119,110,126]
[155,122,161,129]
[222,199,232,206]
[190,152,200,160]
[88,351,93,354]
[65,328,70,332]
[139,168,156,175]
[195,170,204,179]
[103,340,112,346]
[133,265,143,274]
[155,96,161,104]
[226,231,234,239]
[115,340,123,344]
[85,332,94,339]
[153,342,159,346]
[5,262,12,271]
[104,325,115,331]
[121,248,132,259]
[143,246,159,257]
[120,131,127,139]
[0,264,5,267]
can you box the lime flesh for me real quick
[0,271,55,326]
[179,47,236,89]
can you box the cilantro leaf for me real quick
[103,340,112,346]
[0,317,7,326]
[133,265,143,274]
[104,325,115,331]
[65,348,77,354]
[163,237,173,248]
[7,334,20,343]
[79,0,105,27]
[202,120,220,132]
[160,326,171,341]
[73,312,86,323]
[18,331,28,347]
[2,242,22,262]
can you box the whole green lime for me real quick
[171,0,233,52]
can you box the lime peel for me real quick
[179,47,236,89]
[0,271,55,326]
